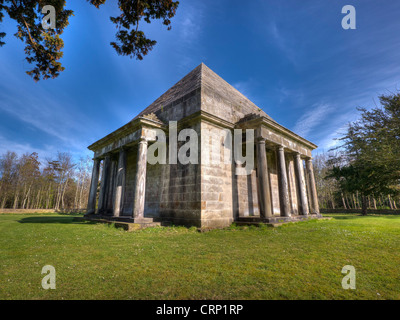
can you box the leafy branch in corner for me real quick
[0,0,179,81]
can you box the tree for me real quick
[73,156,92,210]
[0,151,18,208]
[327,161,394,215]
[17,152,41,209]
[47,152,75,210]
[326,92,400,215]
[0,0,179,81]
[0,150,92,211]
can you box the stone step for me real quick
[114,221,161,231]
[235,221,283,228]
[236,214,328,227]
[236,216,262,223]
[82,215,162,231]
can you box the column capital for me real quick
[276,144,285,152]
[138,136,148,145]
[294,152,303,160]
[256,136,266,144]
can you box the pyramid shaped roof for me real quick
[89,63,317,154]
[134,63,272,123]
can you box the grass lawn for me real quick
[0,213,399,300]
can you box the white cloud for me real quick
[0,63,94,162]
[0,135,55,165]
[0,58,94,155]
[292,103,333,138]
[176,1,204,44]
[268,22,298,66]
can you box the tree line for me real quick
[0,151,93,211]
[313,91,400,215]
[313,151,399,211]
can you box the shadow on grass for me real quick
[18,216,88,224]
[56,212,85,216]
[326,215,365,220]
[326,214,400,220]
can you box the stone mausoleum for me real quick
[85,63,321,229]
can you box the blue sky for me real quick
[1,0,400,163]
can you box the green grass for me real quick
[1,213,399,300]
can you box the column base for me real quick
[132,217,154,224]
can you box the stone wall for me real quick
[159,122,202,227]
[236,170,260,217]
[156,88,201,123]
[200,121,235,229]
[144,161,162,218]
[267,150,280,215]
[122,148,137,215]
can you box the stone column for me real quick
[276,146,290,217]
[86,158,100,215]
[305,158,320,214]
[294,153,309,215]
[97,155,111,214]
[132,137,148,221]
[256,138,272,219]
[113,148,126,217]
[106,159,117,214]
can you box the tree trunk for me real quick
[61,179,68,210]
[388,195,394,210]
[361,195,368,216]
[46,184,51,209]
[26,195,31,209]
[355,192,359,209]
[346,195,351,209]
[78,178,85,210]
[74,176,80,211]
[13,190,19,209]
[341,193,347,209]
[22,184,32,209]
[1,197,6,209]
